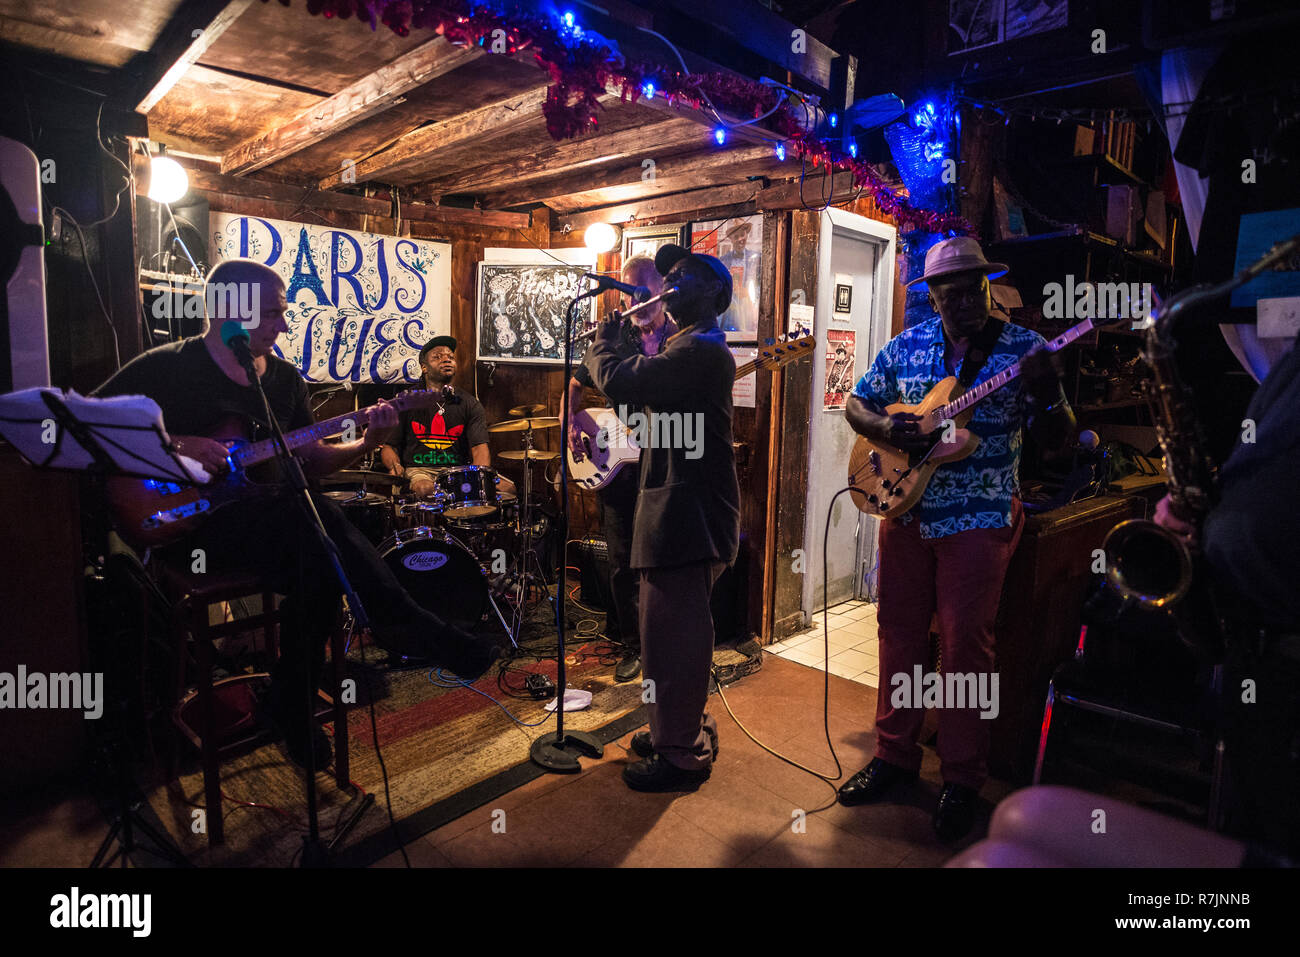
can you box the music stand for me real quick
[0,387,199,867]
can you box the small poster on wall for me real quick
[832,273,854,326]
[476,248,597,365]
[691,214,762,341]
[824,329,857,411]
[730,345,758,409]
[622,224,685,265]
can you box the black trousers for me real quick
[598,467,640,650]
[162,490,491,713]
[1223,631,1300,855]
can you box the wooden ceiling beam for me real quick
[480,143,783,208]
[125,0,255,114]
[557,181,763,231]
[222,38,485,175]
[417,116,710,198]
[314,82,554,190]
[189,169,529,228]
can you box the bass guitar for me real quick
[568,334,816,491]
[106,388,448,548]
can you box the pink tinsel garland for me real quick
[271,0,970,234]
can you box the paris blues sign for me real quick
[210,212,452,383]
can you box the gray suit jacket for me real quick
[587,322,740,570]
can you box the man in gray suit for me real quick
[586,244,741,791]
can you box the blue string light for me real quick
[642,81,655,99]
[775,142,786,161]
[828,113,838,128]
[714,127,726,145]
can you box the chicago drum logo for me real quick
[403,551,449,571]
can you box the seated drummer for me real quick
[378,336,515,496]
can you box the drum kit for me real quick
[319,403,562,650]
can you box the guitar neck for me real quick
[941,318,1095,419]
[229,390,439,469]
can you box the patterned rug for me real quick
[139,587,757,867]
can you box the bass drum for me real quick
[378,527,488,631]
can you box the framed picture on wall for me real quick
[621,224,685,265]
[476,248,597,365]
[690,214,762,342]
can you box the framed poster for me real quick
[476,248,597,365]
[824,329,857,411]
[209,212,451,383]
[622,224,685,265]
[690,214,762,342]
[948,0,1069,54]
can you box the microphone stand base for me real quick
[530,730,604,773]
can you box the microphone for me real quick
[220,320,256,374]
[584,272,652,302]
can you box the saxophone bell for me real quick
[1102,519,1194,611]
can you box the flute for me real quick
[573,286,680,343]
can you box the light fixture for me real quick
[583,222,618,253]
[147,155,189,204]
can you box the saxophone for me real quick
[1103,234,1300,654]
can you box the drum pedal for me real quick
[524,674,557,700]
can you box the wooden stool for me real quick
[157,565,350,846]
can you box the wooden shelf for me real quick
[1058,152,1151,190]
[989,227,1173,273]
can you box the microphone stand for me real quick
[529,291,604,772]
[233,343,372,864]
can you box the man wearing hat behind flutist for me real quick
[841,236,1075,840]
[586,244,740,792]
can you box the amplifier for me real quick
[576,536,609,609]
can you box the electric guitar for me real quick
[568,334,816,491]
[106,389,448,549]
[847,316,1102,519]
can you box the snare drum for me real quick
[378,527,488,630]
[324,490,395,545]
[437,465,500,519]
[397,496,446,530]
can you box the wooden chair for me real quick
[156,564,350,846]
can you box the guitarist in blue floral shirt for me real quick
[841,237,1075,841]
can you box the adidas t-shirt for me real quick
[395,387,489,469]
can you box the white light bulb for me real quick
[584,222,618,253]
[147,156,189,204]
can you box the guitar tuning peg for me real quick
[765,337,775,346]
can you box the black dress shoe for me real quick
[933,783,979,842]
[836,758,919,806]
[631,724,718,760]
[614,651,642,683]
[622,753,710,792]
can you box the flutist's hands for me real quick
[596,309,623,343]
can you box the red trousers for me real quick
[873,499,1023,790]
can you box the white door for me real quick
[801,209,896,619]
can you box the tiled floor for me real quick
[766,599,880,686]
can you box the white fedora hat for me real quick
[906,236,1009,288]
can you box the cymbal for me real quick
[323,490,391,505]
[487,416,561,433]
[498,449,560,461]
[319,469,404,486]
[508,403,548,417]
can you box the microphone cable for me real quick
[707,485,868,809]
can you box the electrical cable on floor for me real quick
[707,486,868,809]
[352,618,410,867]
[428,668,556,728]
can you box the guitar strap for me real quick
[956,318,1006,391]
